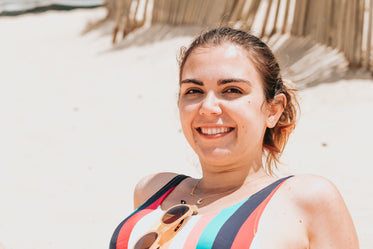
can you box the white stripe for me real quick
[168,216,201,249]
[249,233,261,249]
[127,207,164,249]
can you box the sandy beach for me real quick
[0,7,372,249]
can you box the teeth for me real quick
[200,127,232,135]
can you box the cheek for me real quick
[179,101,200,118]
[179,103,197,132]
[179,106,197,146]
[231,100,267,131]
[179,105,189,123]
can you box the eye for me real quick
[184,88,203,95]
[224,88,243,94]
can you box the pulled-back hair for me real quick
[178,27,299,174]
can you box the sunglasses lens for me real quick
[162,205,189,224]
[134,232,158,249]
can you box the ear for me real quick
[266,93,286,128]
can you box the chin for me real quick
[197,148,234,166]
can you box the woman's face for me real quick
[178,43,272,167]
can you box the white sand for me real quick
[0,8,372,249]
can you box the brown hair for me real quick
[178,27,299,174]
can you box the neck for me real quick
[198,159,268,193]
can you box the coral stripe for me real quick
[230,182,285,249]
[182,212,219,249]
[116,188,175,249]
[198,198,248,249]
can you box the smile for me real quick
[197,127,234,136]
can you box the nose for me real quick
[199,91,222,116]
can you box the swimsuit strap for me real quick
[110,174,189,249]
[137,174,190,210]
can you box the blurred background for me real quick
[0,1,372,249]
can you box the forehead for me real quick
[182,43,261,82]
[188,43,247,61]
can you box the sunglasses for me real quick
[134,204,198,249]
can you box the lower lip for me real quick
[196,128,234,138]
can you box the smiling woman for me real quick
[178,29,298,175]
[109,27,359,249]
[178,42,285,171]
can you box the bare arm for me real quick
[300,176,359,248]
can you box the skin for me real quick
[133,43,359,248]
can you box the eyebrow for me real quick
[180,79,203,85]
[218,78,252,86]
[180,78,252,86]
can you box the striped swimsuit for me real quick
[110,175,292,249]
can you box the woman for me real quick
[110,27,359,249]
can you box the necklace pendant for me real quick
[197,199,203,205]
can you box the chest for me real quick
[127,197,308,249]
[127,204,264,249]
[112,176,308,249]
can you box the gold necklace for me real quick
[190,174,268,205]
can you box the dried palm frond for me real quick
[103,0,372,73]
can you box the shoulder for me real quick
[133,172,179,209]
[282,174,343,209]
[282,174,338,197]
[282,174,359,248]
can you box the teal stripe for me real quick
[195,198,249,249]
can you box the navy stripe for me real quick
[138,174,189,210]
[211,176,293,249]
[109,174,189,249]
